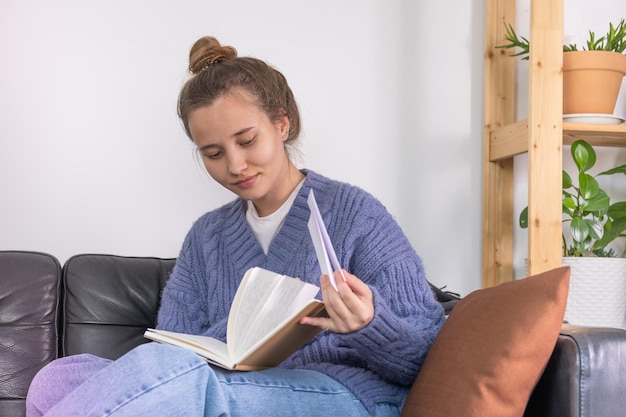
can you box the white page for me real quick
[234,270,320,358]
[144,329,234,369]
[307,189,346,291]
[228,267,282,358]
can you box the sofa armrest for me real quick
[524,324,626,417]
[0,251,62,417]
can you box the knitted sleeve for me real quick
[331,188,445,385]
[340,278,444,385]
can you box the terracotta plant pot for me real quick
[563,50,626,115]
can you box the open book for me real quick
[144,189,342,371]
[145,267,326,370]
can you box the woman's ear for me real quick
[276,110,290,141]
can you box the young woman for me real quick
[26,36,445,417]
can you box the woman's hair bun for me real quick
[188,36,238,74]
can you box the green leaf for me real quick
[519,206,528,229]
[571,234,594,256]
[562,170,573,189]
[598,164,626,177]
[571,140,596,172]
[578,173,600,200]
[608,201,626,220]
[496,23,531,60]
[586,218,604,240]
[570,216,590,243]
[596,217,626,249]
[581,189,610,212]
[563,195,576,210]
[579,236,594,253]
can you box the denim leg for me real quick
[28,343,399,417]
[40,343,214,417]
[26,353,112,417]
[208,367,398,417]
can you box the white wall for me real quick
[512,0,626,277]
[0,0,484,296]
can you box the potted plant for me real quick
[519,139,626,328]
[498,19,626,115]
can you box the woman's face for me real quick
[188,90,299,216]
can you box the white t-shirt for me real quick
[246,179,305,254]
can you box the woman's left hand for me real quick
[300,270,374,333]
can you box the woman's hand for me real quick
[300,270,374,333]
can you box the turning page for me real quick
[229,267,320,359]
[307,189,346,291]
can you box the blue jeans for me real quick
[26,343,398,417]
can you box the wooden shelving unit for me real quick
[481,0,626,287]
[490,122,626,161]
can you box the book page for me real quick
[228,268,282,358]
[231,269,320,359]
[307,189,346,291]
[235,300,325,370]
[144,329,234,369]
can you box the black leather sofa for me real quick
[1,251,175,417]
[2,250,626,417]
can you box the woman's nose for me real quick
[227,150,247,175]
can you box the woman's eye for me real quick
[203,151,222,160]
[241,137,256,146]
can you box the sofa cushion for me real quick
[62,254,176,360]
[401,266,570,417]
[0,251,61,417]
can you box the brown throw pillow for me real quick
[401,266,570,417]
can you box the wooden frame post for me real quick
[482,0,516,287]
[527,0,564,275]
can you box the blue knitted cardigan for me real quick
[157,170,445,413]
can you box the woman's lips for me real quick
[234,174,258,188]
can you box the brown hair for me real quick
[177,36,301,146]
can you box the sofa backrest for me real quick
[61,254,176,360]
[0,251,62,417]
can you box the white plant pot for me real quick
[562,257,626,328]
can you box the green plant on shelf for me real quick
[519,139,626,257]
[497,18,626,60]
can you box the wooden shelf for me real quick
[489,121,626,161]
[482,0,607,287]
[563,123,626,146]
[482,0,626,287]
